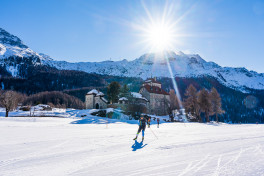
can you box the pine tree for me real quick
[183,84,201,122]
[119,84,130,98]
[210,87,224,123]
[107,82,121,104]
[198,88,212,122]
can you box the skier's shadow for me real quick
[131,140,147,151]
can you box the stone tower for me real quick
[85,89,108,109]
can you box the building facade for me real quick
[118,92,149,115]
[85,79,170,115]
[85,89,108,109]
[139,78,170,115]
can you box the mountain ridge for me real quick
[47,51,264,93]
[0,27,263,93]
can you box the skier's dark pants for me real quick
[137,125,146,136]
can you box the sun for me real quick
[145,22,174,52]
[130,1,190,53]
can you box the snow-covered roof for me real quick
[87,89,104,96]
[88,89,99,94]
[97,92,104,96]
[119,97,128,101]
[101,97,108,103]
[131,92,148,101]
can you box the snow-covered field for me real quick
[0,116,264,176]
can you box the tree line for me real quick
[183,84,224,123]
[0,90,85,117]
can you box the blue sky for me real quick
[1,0,264,73]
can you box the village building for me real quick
[85,78,170,116]
[118,97,128,104]
[85,89,108,109]
[118,92,149,116]
[119,92,149,106]
[139,78,170,115]
[130,92,149,105]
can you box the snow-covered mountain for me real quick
[49,51,264,92]
[0,28,37,59]
[0,27,264,92]
[0,28,50,65]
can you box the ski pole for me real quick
[149,126,158,139]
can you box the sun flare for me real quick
[130,1,192,53]
[145,22,174,51]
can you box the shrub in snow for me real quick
[91,110,107,117]
[19,106,31,111]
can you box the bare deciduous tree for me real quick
[0,91,24,117]
[210,88,225,123]
[184,84,201,122]
[169,89,180,110]
[198,88,213,122]
[127,103,147,118]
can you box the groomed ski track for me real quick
[0,117,264,176]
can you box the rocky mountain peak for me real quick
[0,28,28,48]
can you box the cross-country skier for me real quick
[133,115,147,141]
[147,116,151,128]
[157,118,160,128]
